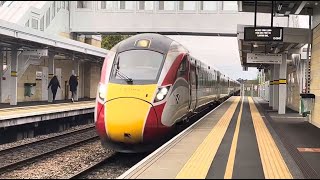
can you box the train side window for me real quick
[177,56,188,78]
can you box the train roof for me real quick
[115,33,238,84]
[117,33,174,54]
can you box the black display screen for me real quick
[244,27,283,41]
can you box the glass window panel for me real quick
[32,18,38,30]
[62,1,65,9]
[101,1,106,9]
[25,20,29,27]
[100,1,113,10]
[179,1,196,11]
[139,1,145,10]
[222,1,238,11]
[40,16,44,31]
[57,1,61,11]
[119,1,133,10]
[139,1,153,10]
[66,1,69,10]
[77,1,84,8]
[200,1,217,11]
[158,1,175,11]
[77,1,91,8]
[52,2,55,20]
[111,50,164,82]
[120,1,125,9]
[46,8,50,28]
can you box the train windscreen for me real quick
[110,50,164,84]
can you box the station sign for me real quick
[36,71,42,80]
[244,27,283,42]
[247,53,282,64]
[23,49,48,56]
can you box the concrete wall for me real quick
[17,61,45,102]
[82,62,101,98]
[85,38,102,48]
[0,56,93,103]
[310,24,320,128]
[54,59,77,100]
[89,63,101,98]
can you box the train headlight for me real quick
[154,86,170,102]
[98,83,106,101]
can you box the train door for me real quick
[189,58,197,112]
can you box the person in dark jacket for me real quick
[69,73,78,102]
[48,75,61,103]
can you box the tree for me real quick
[101,35,131,50]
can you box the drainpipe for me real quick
[306,8,312,93]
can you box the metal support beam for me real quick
[295,1,307,15]
[279,54,287,114]
[273,64,279,110]
[306,9,312,93]
[10,47,18,105]
[73,59,80,101]
[48,53,55,102]
[269,67,274,107]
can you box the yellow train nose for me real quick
[105,98,152,144]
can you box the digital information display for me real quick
[244,27,283,41]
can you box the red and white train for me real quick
[95,33,240,152]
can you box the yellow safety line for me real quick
[0,101,94,112]
[175,96,240,179]
[0,103,95,116]
[248,97,293,179]
[224,96,244,179]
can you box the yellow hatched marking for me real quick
[248,97,293,179]
[175,96,240,179]
[224,96,244,179]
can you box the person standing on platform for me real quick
[69,73,78,103]
[48,75,61,103]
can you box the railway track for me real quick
[67,153,148,179]
[67,100,225,179]
[0,97,229,179]
[0,125,99,175]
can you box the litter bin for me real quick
[24,83,36,97]
[300,93,315,117]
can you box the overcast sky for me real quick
[167,35,258,80]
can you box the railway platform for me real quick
[0,99,95,128]
[118,96,320,179]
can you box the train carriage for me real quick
[95,33,240,153]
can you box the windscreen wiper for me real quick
[116,69,133,83]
